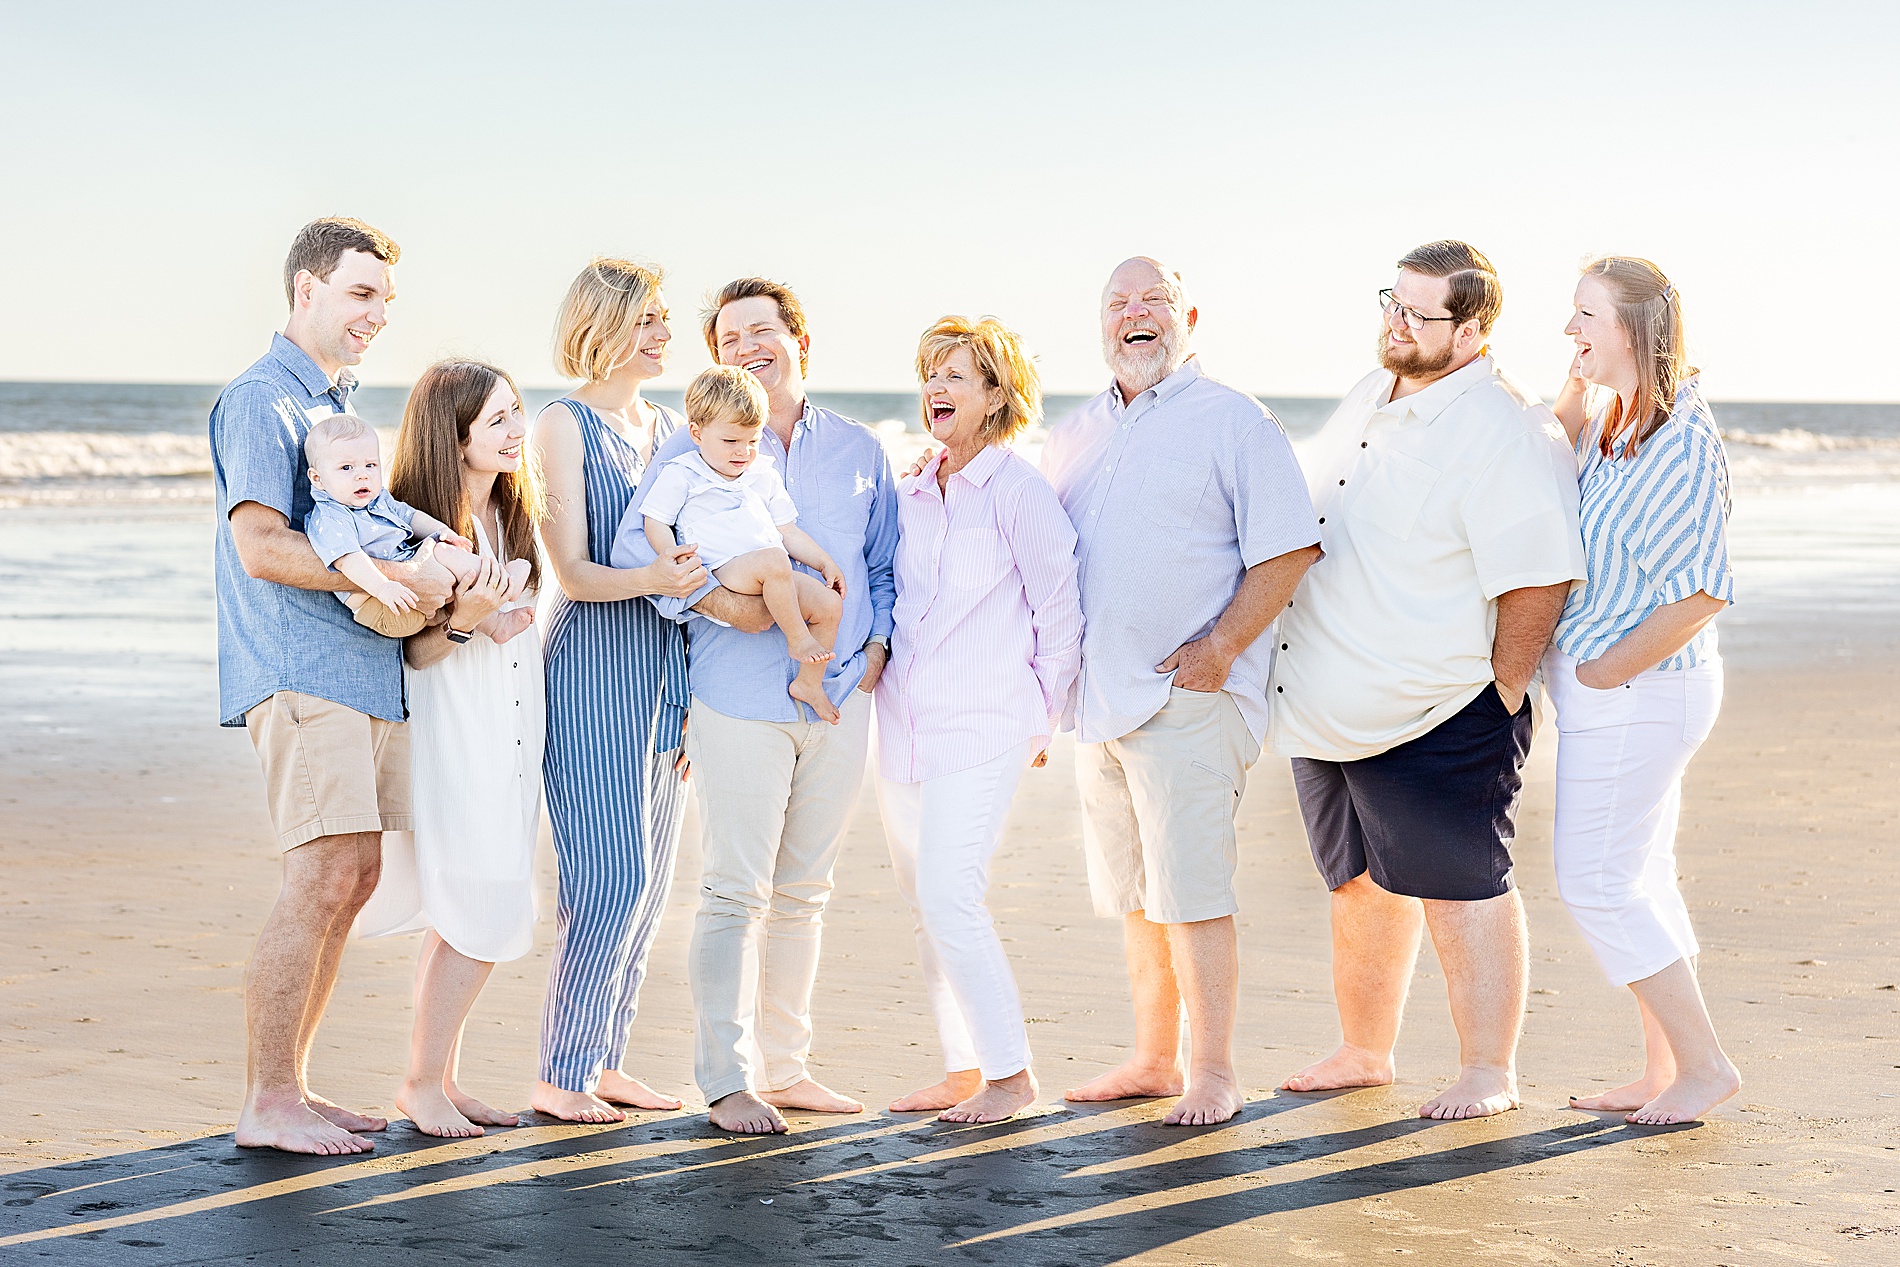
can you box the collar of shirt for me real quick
[312,485,404,522]
[906,443,1006,500]
[1107,355,1203,420]
[1374,353,1495,427]
[267,332,356,404]
[675,447,773,485]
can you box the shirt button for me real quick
[1338,479,1346,486]
[1276,685,1284,693]
[1361,441,1368,448]
[1281,643,1288,650]
[1318,517,1325,524]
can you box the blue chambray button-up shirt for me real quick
[612,400,898,723]
[210,334,404,726]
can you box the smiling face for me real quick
[691,410,764,479]
[296,249,395,374]
[307,430,385,507]
[621,291,672,382]
[1101,259,1194,398]
[714,296,807,406]
[460,379,529,476]
[921,345,1003,449]
[1376,267,1467,380]
[1565,274,1638,394]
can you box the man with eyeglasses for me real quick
[1267,240,1586,1120]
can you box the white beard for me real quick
[1103,324,1187,396]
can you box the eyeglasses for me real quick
[1379,289,1460,331]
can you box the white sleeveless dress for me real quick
[355,514,545,962]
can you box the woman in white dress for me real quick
[355,359,547,1137]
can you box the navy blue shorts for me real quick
[1292,685,1533,902]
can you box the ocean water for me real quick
[1,382,1896,666]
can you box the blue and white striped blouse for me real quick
[1553,377,1735,670]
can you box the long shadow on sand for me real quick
[0,1096,1649,1265]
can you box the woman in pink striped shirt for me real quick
[875,316,1083,1123]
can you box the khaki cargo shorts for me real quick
[1078,686,1260,925]
[246,691,412,851]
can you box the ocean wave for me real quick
[1721,427,1900,452]
[0,431,212,480]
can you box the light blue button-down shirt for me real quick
[1041,358,1320,745]
[613,400,898,723]
[210,334,403,726]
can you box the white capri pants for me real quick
[875,740,1036,1080]
[1546,649,1723,986]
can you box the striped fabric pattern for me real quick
[1554,378,1735,670]
[537,399,693,1091]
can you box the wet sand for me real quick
[2,506,1898,1264]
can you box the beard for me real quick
[1376,325,1456,379]
[1104,322,1188,396]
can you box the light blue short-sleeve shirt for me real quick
[210,334,405,726]
[303,488,424,569]
[1041,358,1321,745]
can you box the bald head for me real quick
[1101,256,1197,402]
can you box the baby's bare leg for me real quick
[421,540,479,587]
[714,550,829,663]
[786,572,844,725]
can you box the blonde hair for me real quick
[553,257,664,382]
[1583,256,1694,460]
[304,412,373,462]
[389,360,546,590]
[684,365,769,433]
[915,316,1042,446]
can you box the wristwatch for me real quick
[445,625,474,644]
[866,635,890,653]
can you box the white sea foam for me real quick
[1721,427,1900,452]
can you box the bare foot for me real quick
[397,1081,483,1139]
[445,1083,520,1128]
[940,1071,1038,1124]
[762,1078,863,1114]
[1280,1044,1394,1093]
[1064,1058,1185,1103]
[475,606,535,645]
[1164,1070,1243,1126]
[1420,1067,1519,1120]
[501,558,532,602]
[787,673,841,724]
[786,632,834,665]
[891,1071,983,1113]
[530,1081,625,1124]
[709,1090,788,1134]
[1627,1062,1740,1126]
[305,1092,388,1133]
[597,1070,683,1111]
[1569,1072,1673,1113]
[236,1097,374,1156]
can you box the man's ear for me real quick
[292,268,317,310]
[1185,305,1199,334]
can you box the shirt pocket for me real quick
[821,473,873,542]
[1352,449,1440,541]
[942,527,1012,593]
[1139,457,1211,531]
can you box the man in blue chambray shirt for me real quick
[212,218,452,1156]
[614,278,897,1134]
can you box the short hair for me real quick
[553,257,664,382]
[283,218,400,308]
[684,366,769,433]
[304,412,373,462]
[701,277,810,375]
[1395,240,1503,336]
[915,315,1043,446]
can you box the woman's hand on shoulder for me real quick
[902,446,937,480]
[645,543,709,599]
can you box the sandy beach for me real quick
[0,499,1895,1265]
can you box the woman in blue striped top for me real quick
[1545,256,1740,1126]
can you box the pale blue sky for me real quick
[4,1,1894,398]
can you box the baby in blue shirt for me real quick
[302,414,529,639]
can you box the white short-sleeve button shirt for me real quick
[1268,355,1586,762]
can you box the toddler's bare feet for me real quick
[397,1080,483,1138]
[890,1071,983,1113]
[788,672,841,724]
[939,1071,1038,1123]
[475,606,536,645]
[530,1080,625,1124]
[501,558,532,603]
[597,1070,683,1111]
[786,632,833,665]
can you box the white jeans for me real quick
[875,740,1036,1080]
[1546,649,1723,986]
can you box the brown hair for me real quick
[684,366,770,433]
[553,257,664,382]
[1584,256,1694,460]
[390,360,545,590]
[1395,240,1502,336]
[915,315,1042,446]
[701,277,810,375]
[283,217,400,307]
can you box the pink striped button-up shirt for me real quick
[876,443,1083,784]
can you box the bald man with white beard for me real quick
[1039,257,1322,1125]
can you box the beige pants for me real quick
[685,690,872,1103]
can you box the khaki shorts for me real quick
[246,691,412,851]
[1078,687,1260,924]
